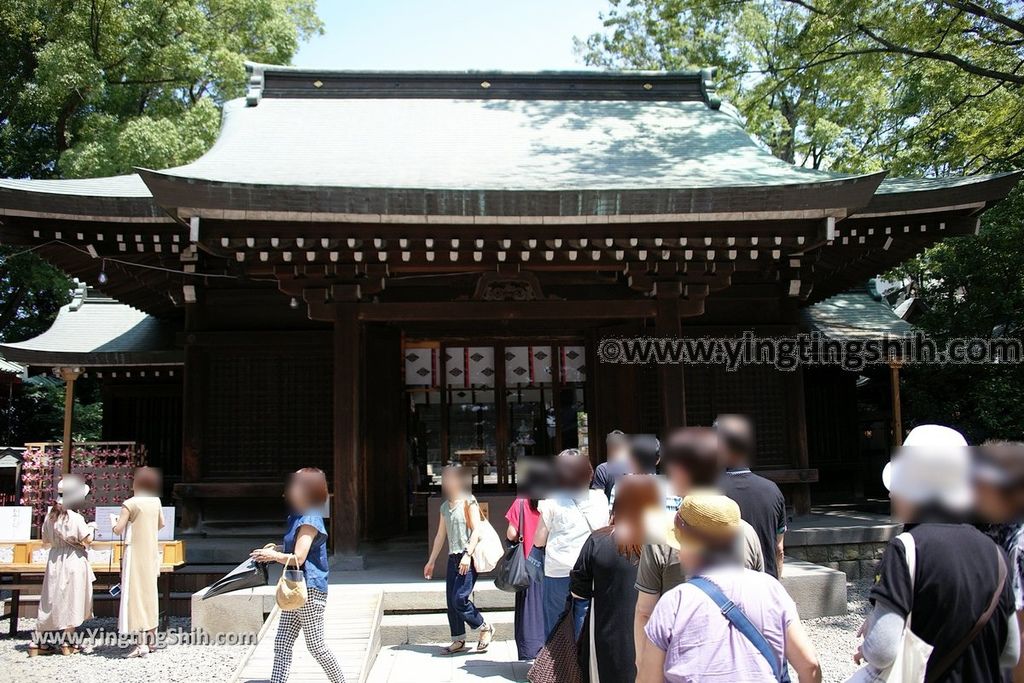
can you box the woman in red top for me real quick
[505,491,544,660]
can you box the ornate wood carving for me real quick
[471,272,549,301]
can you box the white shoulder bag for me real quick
[464,500,504,573]
[846,532,932,683]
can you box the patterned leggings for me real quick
[271,587,345,683]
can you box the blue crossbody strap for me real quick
[689,577,784,682]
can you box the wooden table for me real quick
[0,540,185,636]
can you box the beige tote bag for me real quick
[275,552,308,611]
[845,532,932,683]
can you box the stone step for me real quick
[382,579,515,614]
[378,561,845,619]
[380,610,516,647]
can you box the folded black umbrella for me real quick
[202,557,270,600]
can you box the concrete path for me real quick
[233,588,383,683]
[367,639,530,683]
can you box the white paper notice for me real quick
[158,507,175,541]
[0,506,32,541]
[93,506,120,541]
[92,505,175,541]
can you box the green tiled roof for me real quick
[802,288,915,341]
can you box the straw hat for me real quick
[57,474,90,506]
[665,492,741,551]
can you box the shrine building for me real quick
[1,65,1018,553]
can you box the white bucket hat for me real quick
[882,425,972,512]
[57,474,90,506]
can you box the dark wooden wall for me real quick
[202,344,333,479]
[588,322,647,462]
[102,380,183,480]
[684,363,794,468]
[588,323,804,469]
[804,367,861,498]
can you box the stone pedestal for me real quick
[191,585,276,637]
[780,558,848,618]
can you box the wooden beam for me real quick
[309,299,683,322]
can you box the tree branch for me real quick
[939,0,1024,37]
[856,23,1024,84]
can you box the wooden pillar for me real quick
[179,296,207,531]
[655,284,686,434]
[333,306,362,557]
[790,368,812,516]
[178,344,207,530]
[58,367,82,474]
[890,362,903,447]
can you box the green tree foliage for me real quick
[581,0,1024,440]
[577,0,1024,174]
[0,249,71,343]
[1,0,322,179]
[894,187,1024,441]
[0,375,102,445]
[0,0,321,443]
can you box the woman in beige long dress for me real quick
[30,475,96,656]
[112,466,164,658]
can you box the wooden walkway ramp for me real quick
[233,588,383,683]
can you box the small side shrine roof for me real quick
[0,283,182,367]
[802,286,916,341]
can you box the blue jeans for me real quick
[541,575,589,641]
[446,553,484,638]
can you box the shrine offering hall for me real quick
[1,65,1018,554]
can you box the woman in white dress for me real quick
[112,466,165,657]
[30,475,96,656]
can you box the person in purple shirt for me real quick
[639,493,821,683]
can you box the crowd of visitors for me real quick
[424,415,1024,683]
[27,414,1024,683]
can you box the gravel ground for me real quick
[800,578,873,683]
[1,617,250,683]
[4,581,872,683]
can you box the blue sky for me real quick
[294,1,609,70]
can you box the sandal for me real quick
[441,639,466,655]
[477,624,495,652]
[125,644,149,658]
[27,643,57,657]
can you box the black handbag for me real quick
[202,553,271,600]
[494,499,532,593]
